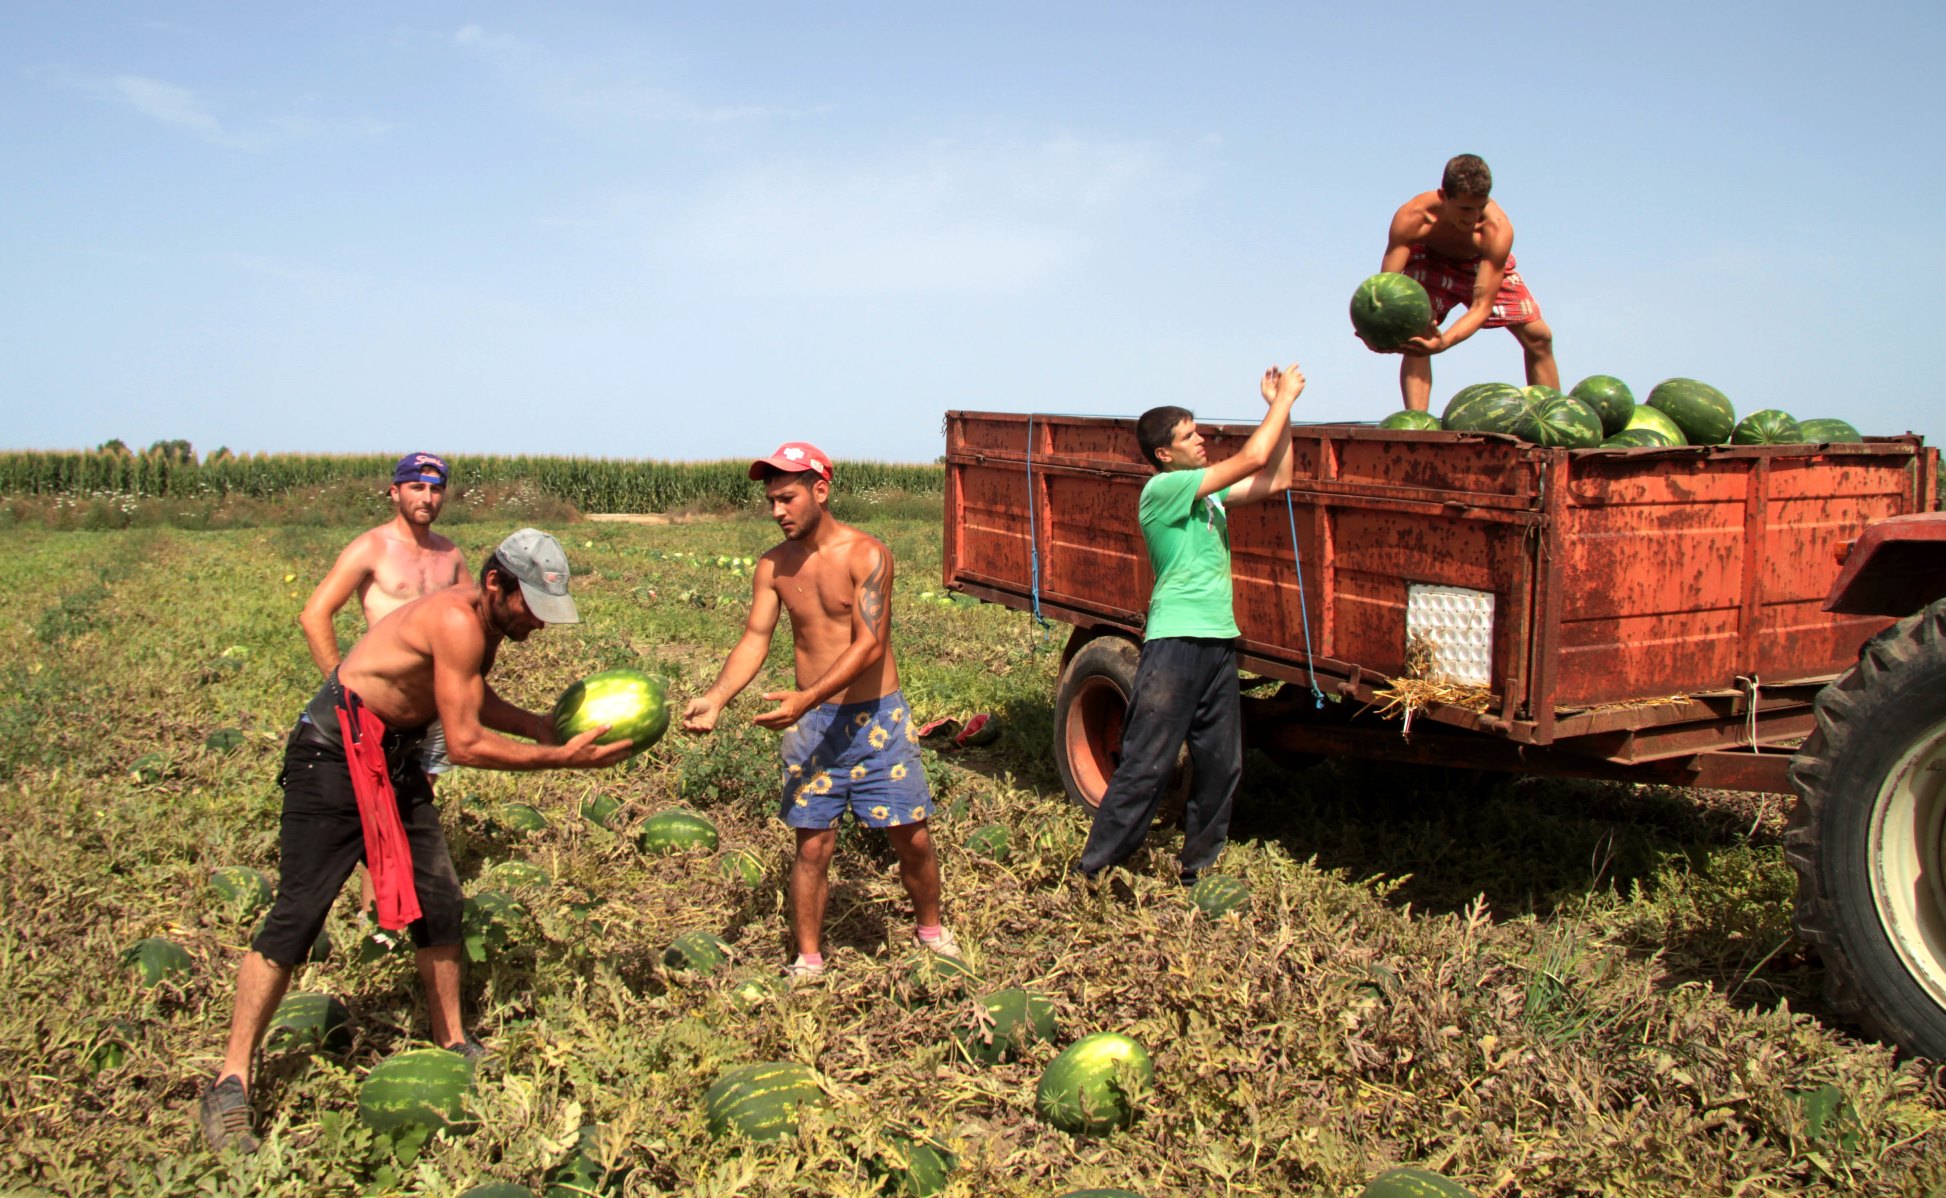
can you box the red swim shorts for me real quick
[1404,245,1539,327]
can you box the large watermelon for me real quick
[1446,385,1541,441]
[637,809,718,854]
[1378,410,1442,431]
[484,861,550,890]
[1035,1032,1155,1135]
[1731,410,1805,445]
[1798,417,1863,443]
[1440,382,1520,429]
[868,1134,957,1198]
[1350,273,1433,351]
[717,847,766,887]
[358,1047,475,1133]
[1568,375,1636,435]
[1646,378,1735,444]
[122,937,192,987]
[1187,874,1252,918]
[703,1061,825,1142]
[965,824,1012,863]
[1622,404,1687,445]
[266,992,353,1053]
[204,727,246,753]
[1528,393,1604,448]
[663,930,731,974]
[210,866,273,915]
[1600,429,1677,449]
[551,668,670,757]
[952,987,1058,1064]
[580,793,623,828]
[1359,1166,1478,1198]
[499,803,549,833]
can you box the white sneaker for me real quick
[913,927,963,960]
[785,954,826,980]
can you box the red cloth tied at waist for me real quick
[334,689,423,932]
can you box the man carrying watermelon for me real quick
[200,529,634,1154]
[1366,154,1558,411]
[1075,362,1305,885]
[679,443,958,979]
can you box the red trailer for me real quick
[942,411,1946,1057]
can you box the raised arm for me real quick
[751,540,892,730]
[681,557,785,733]
[1226,363,1306,508]
[1197,362,1305,502]
[431,606,631,770]
[299,534,375,675]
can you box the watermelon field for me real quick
[3,498,1945,1197]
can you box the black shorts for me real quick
[251,722,464,966]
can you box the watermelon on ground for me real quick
[358,1047,476,1133]
[210,866,274,914]
[204,727,246,753]
[663,930,731,974]
[728,973,781,1011]
[1187,874,1252,918]
[637,809,718,854]
[265,992,353,1053]
[868,1134,957,1198]
[965,824,1012,862]
[717,847,766,887]
[1600,429,1677,448]
[1360,1166,1479,1198]
[1378,410,1442,431]
[1732,409,1805,445]
[1035,1032,1155,1135]
[1568,375,1636,435]
[1528,393,1604,448]
[551,669,670,757]
[580,793,623,828]
[122,937,192,988]
[129,753,169,784]
[1622,404,1687,445]
[703,1061,825,1142]
[952,987,1058,1064]
[1647,378,1736,444]
[1349,273,1433,351]
[500,803,549,833]
[1798,417,1863,443]
[87,1020,138,1073]
[484,861,550,889]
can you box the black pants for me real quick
[250,723,463,966]
[1077,637,1242,881]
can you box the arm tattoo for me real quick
[858,553,887,635]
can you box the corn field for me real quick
[0,452,943,514]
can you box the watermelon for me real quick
[729,973,781,1011]
[1798,417,1864,443]
[1568,375,1636,435]
[265,992,353,1053]
[544,1123,628,1198]
[717,847,766,887]
[1440,382,1520,429]
[1378,410,1442,431]
[952,987,1058,1064]
[1035,1032,1155,1135]
[1349,272,1433,351]
[1622,404,1687,445]
[358,1047,475,1133]
[129,753,169,784]
[122,937,192,987]
[204,727,246,753]
[462,891,530,962]
[1359,1166,1478,1198]
[580,793,623,829]
[87,1020,138,1073]
[458,1185,536,1198]
[637,809,718,854]
[965,824,1012,863]
[703,1061,825,1142]
[551,668,670,757]
[1600,429,1677,449]
[1528,393,1604,449]
[500,803,549,833]
[1732,409,1805,445]
[1186,874,1252,918]
[484,861,550,889]
[663,930,731,974]
[210,866,273,914]
[868,1134,957,1198]
[1443,384,1540,440]
[1646,378,1735,444]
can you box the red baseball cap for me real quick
[748,441,833,482]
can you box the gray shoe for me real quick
[199,1075,260,1154]
[445,1036,491,1064]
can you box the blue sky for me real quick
[4,2,1941,462]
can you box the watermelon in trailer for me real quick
[551,668,670,756]
[1798,417,1864,443]
[1528,393,1604,448]
[1439,382,1520,430]
[1646,378,1736,444]
[1600,428,1677,448]
[1444,385,1541,440]
[1349,273,1433,351]
[1732,409,1805,445]
[1568,374,1636,435]
[1622,404,1687,445]
[1378,410,1442,431]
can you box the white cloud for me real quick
[108,75,250,148]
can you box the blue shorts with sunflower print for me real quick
[780,690,931,830]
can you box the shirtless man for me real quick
[1365,154,1558,411]
[200,528,633,1154]
[680,443,957,978]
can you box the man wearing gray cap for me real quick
[200,528,631,1155]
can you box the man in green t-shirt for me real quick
[1076,361,1306,883]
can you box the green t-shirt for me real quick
[1138,467,1240,641]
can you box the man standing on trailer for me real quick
[1363,154,1558,411]
[1075,362,1306,884]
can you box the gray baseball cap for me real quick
[496,528,579,624]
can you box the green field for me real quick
[2,510,1942,1197]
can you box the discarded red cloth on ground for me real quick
[334,690,422,932]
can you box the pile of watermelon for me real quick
[1382,373,1869,450]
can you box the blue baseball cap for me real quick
[393,452,449,486]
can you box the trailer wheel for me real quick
[1786,598,1946,1059]
[1054,635,1189,818]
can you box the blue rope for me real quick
[1284,489,1325,708]
[1025,414,1050,633]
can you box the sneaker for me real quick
[444,1036,491,1064]
[785,954,826,980]
[913,926,963,960]
[198,1075,260,1155]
